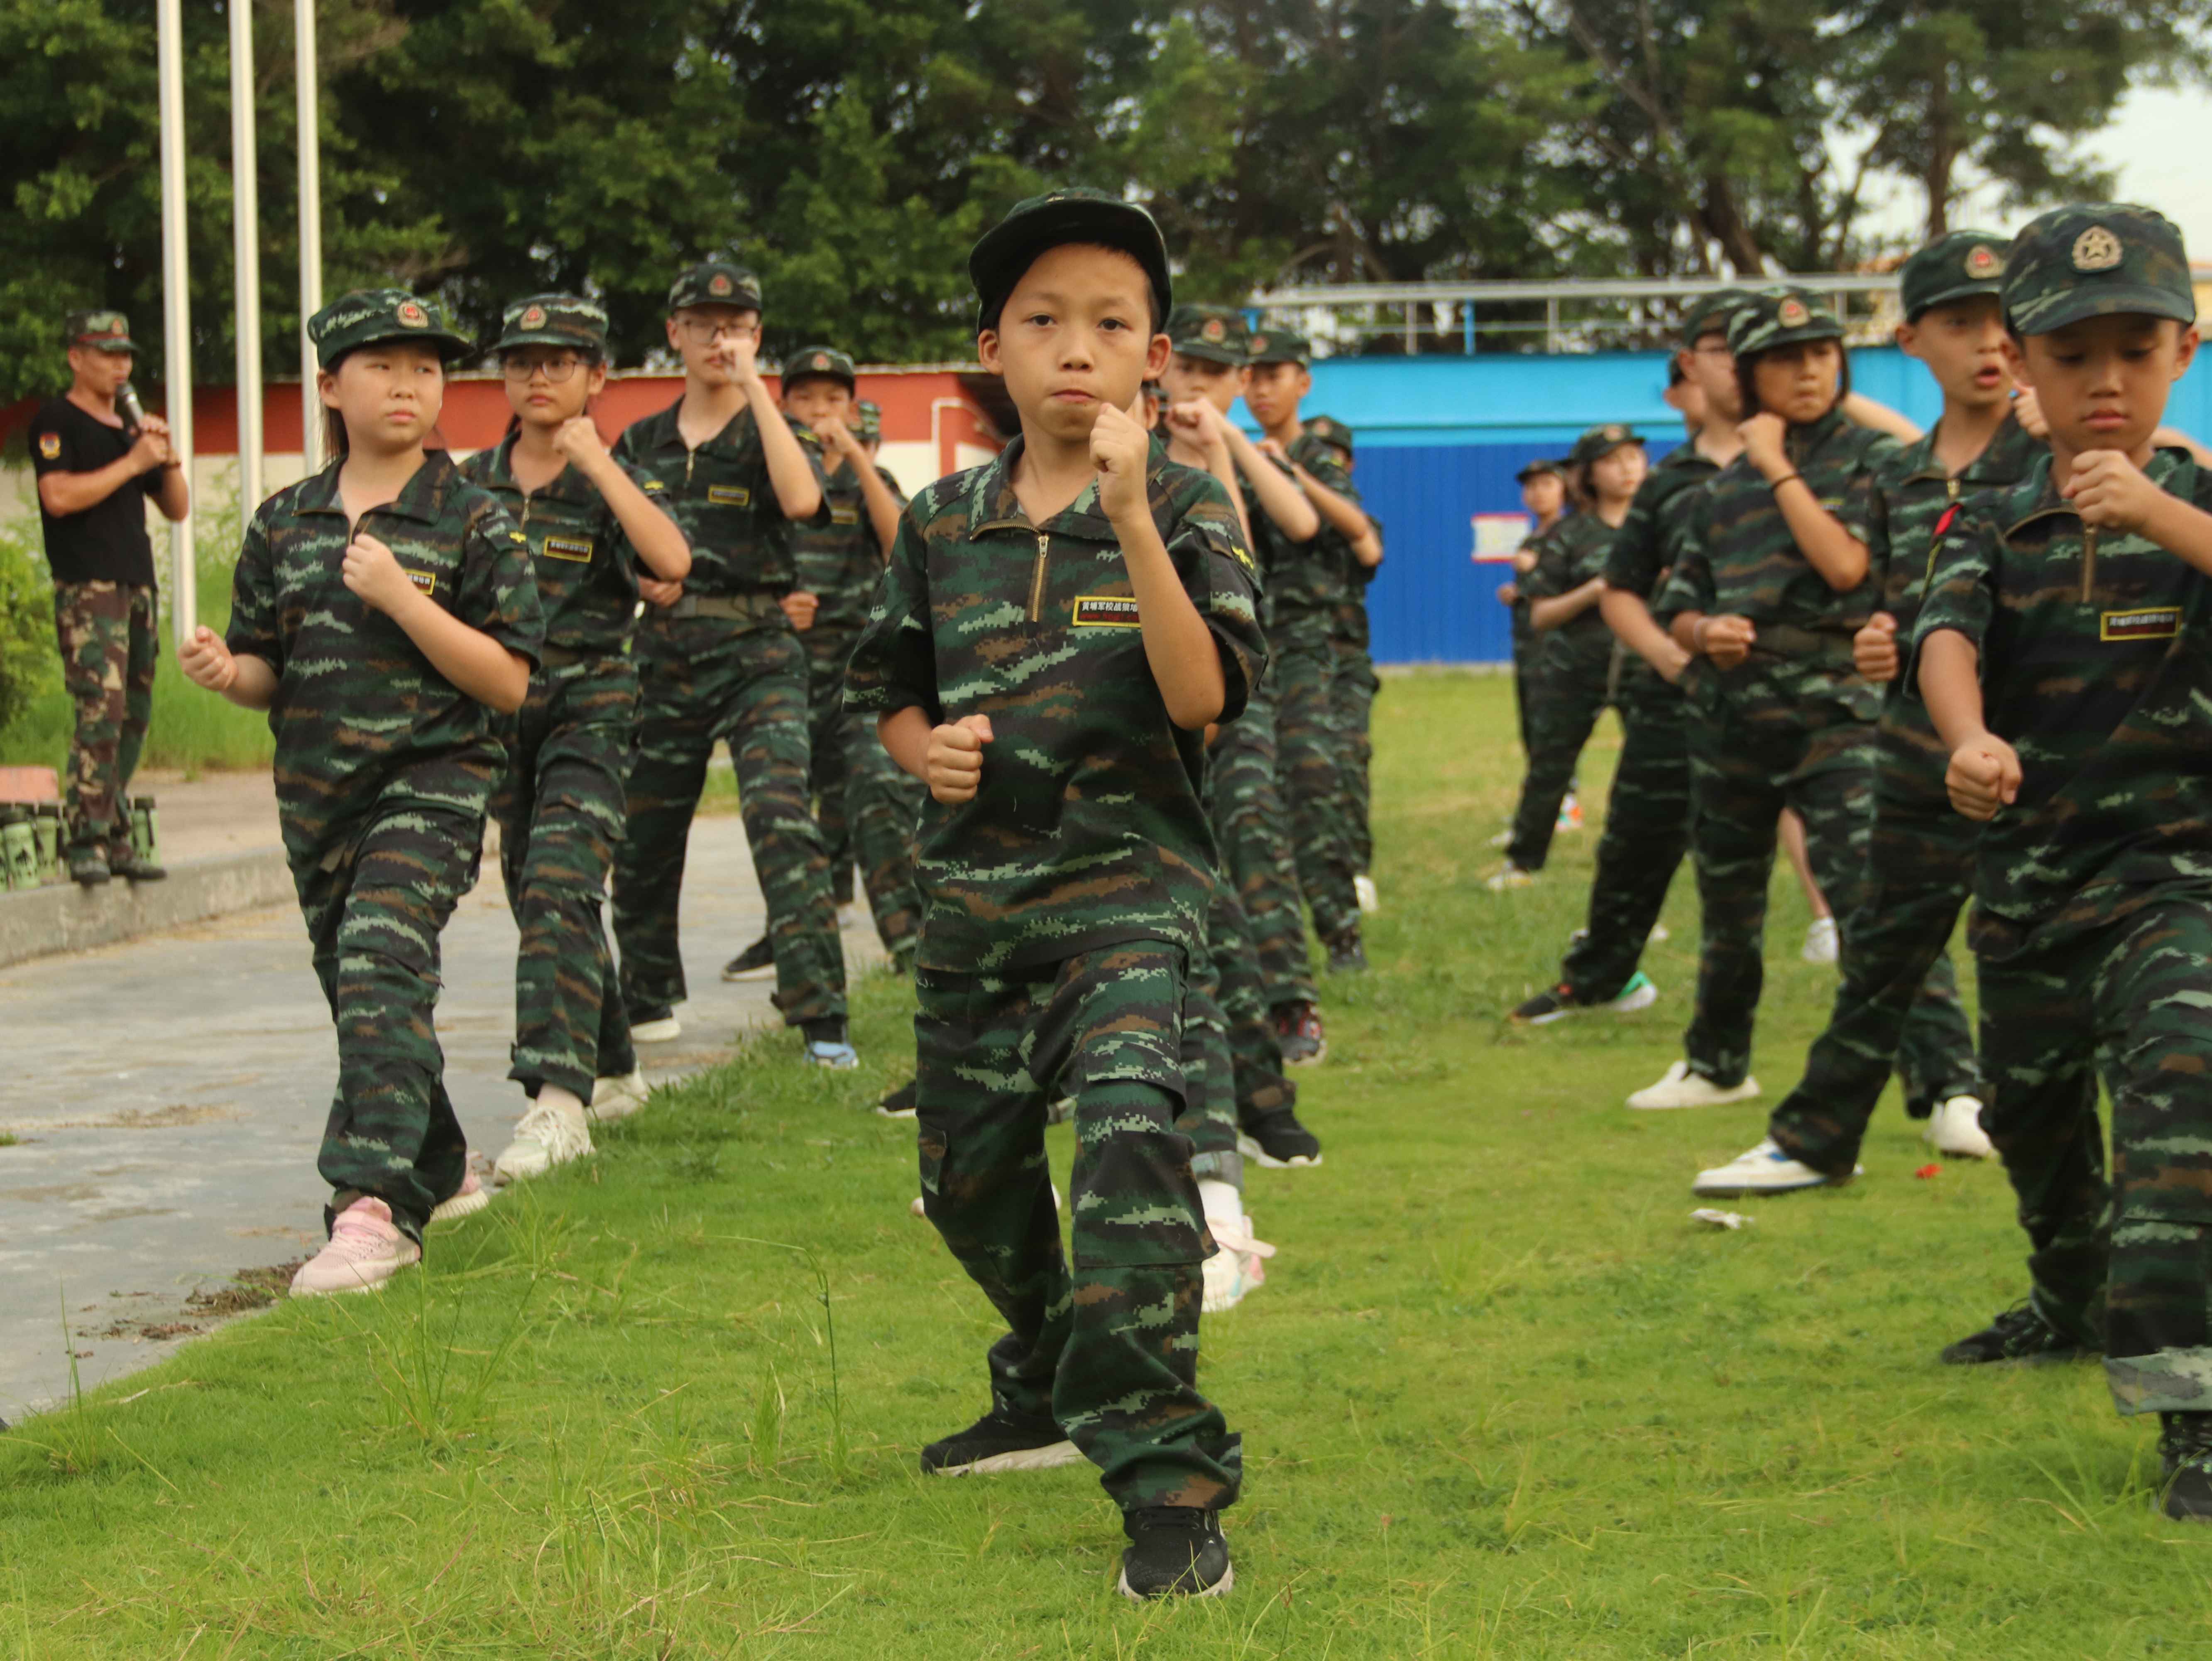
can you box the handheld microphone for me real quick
[115,382,144,436]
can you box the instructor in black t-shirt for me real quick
[29,309,189,884]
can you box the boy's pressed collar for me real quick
[1897,407,2039,486]
[635,391,753,451]
[967,431,1161,539]
[293,448,462,523]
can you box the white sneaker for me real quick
[290,1196,422,1296]
[1627,1061,1762,1111]
[1485,862,1536,893]
[494,1092,594,1184]
[588,1069,650,1123]
[1926,1094,1996,1159]
[428,1167,492,1224]
[1801,916,1839,965]
[1648,921,1670,943]
[631,1015,682,1044]
[1692,1138,1857,1196]
[1354,874,1379,914]
[1606,973,1659,1014]
[1201,1211,1277,1314]
[1488,827,1512,848]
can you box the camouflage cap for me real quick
[668,260,763,314]
[1515,457,1566,484]
[492,293,608,355]
[970,187,1172,333]
[2002,203,2196,336]
[782,344,857,391]
[307,289,472,368]
[1165,304,1250,366]
[1567,423,1644,467]
[64,309,134,354]
[1680,287,1752,349]
[1899,230,2008,321]
[1303,414,1353,454]
[1247,328,1312,367]
[1725,285,1843,358]
[855,399,882,440]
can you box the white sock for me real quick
[538,1084,587,1125]
[1197,1178,1243,1229]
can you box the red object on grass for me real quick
[1915,1163,1943,1179]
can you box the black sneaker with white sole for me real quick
[1238,1104,1322,1168]
[920,1406,1083,1476]
[2162,1414,2212,1521]
[1118,1506,1232,1600]
[1939,1300,2095,1366]
[1273,1001,1326,1065]
[721,936,775,982]
[877,1079,917,1119]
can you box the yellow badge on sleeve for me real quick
[1072,595,1142,628]
[37,431,60,461]
[2101,606,2181,642]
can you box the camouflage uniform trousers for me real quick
[1558,667,1690,1002]
[1682,693,1975,1090]
[1510,606,1536,758]
[494,653,638,1103]
[914,944,1243,1512]
[1504,657,1609,872]
[1180,928,1242,1186]
[1209,880,1301,1132]
[1974,891,2212,1413]
[1331,632,1379,877]
[1272,615,1359,945]
[52,581,157,860]
[296,803,481,1245]
[803,625,922,960]
[1209,686,1316,1013]
[1766,799,1983,1175]
[613,610,846,1026]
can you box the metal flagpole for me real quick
[157,0,196,649]
[296,0,323,474]
[231,0,264,513]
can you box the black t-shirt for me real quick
[29,397,160,586]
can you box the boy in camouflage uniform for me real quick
[1302,414,1383,906]
[30,308,190,884]
[179,290,543,1294]
[1913,204,2212,1519]
[1698,234,2037,1195]
[723,351,921,980]
[846,190,1259,1599]
[459,296,693,1182]
[610,263,856,1065]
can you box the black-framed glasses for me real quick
[676,316,757,344]
[501,353,585,383]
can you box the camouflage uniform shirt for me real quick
[225,453,544,871]
[457,435,642,652]
[1911,447,2212,939]
[794,462,903,632]
[1601,440,1720,618]
[612,400,830,595]
[844,436,1267,974]
[1523,510,1619,680]
[1269,432,1358,626]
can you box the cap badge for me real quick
[396,299,428,328]
[1201,317,1225,343]
[812,353,830,370]
[1965,245,2002,279]
[520,304,546,329]
[2072,226,2123,273]
[1604,424,1625,441]
[709,273,734,297]
[1777,297,1809,328]
[1251,333,1269,352]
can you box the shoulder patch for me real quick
[37,431,61,461]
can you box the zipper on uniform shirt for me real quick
[1028,532,1050,622]
[2081,527,2099,603]
[685,446,695,487]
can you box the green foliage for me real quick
[0,514,55,737]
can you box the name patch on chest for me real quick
[2101,606,2182,642]
[540,534,594,563]
[830,507,860,526]
[1072,595,1142,628]
[405,569,438,598]
[707,485,750,508]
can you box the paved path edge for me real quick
[0,851,293,968]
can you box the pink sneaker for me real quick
[429,1167,491,1225]
[290,1196,422,1297]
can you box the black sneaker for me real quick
[110,854,166,882]
[1510,984,1574,1025]
[1273,1001,1326,1065]
[1325,929,1367,975]
[920,1406,1082,1476]
[1118,1506,1233,1600]
[69,852,110,887]
[1238,1103,1322,1169]
[721,936,775,982]
[1940,1300,2094,1366]
[2161,1414,2212,1521]
[876,1079,917,1119]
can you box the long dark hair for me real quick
[1735,341,1851,421]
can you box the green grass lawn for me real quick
[3,672,2197,1659]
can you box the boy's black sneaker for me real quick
[876,1079,918,1119]
[920,1406,1082,1476]
[1273,1001,1326,1065]
[1118,1506,1232,1600]
[2161,1413,2212,1521]
[1940,1300,2093,1366]
[110,854,166,881]
[1324,929,1368,975]
[1509,984,1574,1025]
[1238,1104,1322,1169]
[721,936,775,982]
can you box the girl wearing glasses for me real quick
[459,294,690,1182]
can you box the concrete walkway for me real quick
[0,816,884,1421]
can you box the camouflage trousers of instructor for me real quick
[1767,796,1984,1175]
[1973,891,2212,1415]
[1558,669,1690,1002]
[1209,686,1316,1014]
[53,580,157,862]
[1505,659,1609,872]
[494,653,638,1103]
[297,802,482,1246]
[914,944,1243,1512]
[613,605,846,1027]
[803,625,922,961]
[1273,616,1360,943]
[1682,691,1975,1091]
